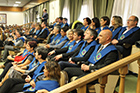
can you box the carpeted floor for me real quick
[115,75,137,93]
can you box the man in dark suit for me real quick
[41,8,48,23]
[30,22,49,43]
[64,30,118,90]
[112,15,140,57]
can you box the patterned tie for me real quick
[97,45,104,54]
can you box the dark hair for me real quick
[24,39,32,44]
[45,60,60,82]
[44,9,47,12]
[88,28,98,40]
[28,41,37,50]
[36,46,48,60]
[83,17,91,25]
[36,24,42,30]
[59,17,63,21]
[92,17,100,28]
[16,29,23,36]
[134,16,139,25]
[61,26,69,32]
[63,18,68,21]
[43,21,47,26]
[101,16,110,26]
[54,25,61,33]
[74,29,84,40]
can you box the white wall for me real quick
[49,0,60,23]
[0,11,24,25]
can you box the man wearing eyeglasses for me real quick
[112,15,140,57]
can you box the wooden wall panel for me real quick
[0,6,22,12]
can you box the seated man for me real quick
[81,17,91,31]
[58,29,98,70]
[64,29,118,92]
[2,29,25,61]
[61,18,69,28]
[49,29,84,62]
[28,22,49,43]
[47,25,61,44]
[24,23,35,37]
[112,15,140,57]
[45,26,69,50]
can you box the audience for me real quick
[112,15,140,57]
[64,29,118,93]
[0,12,139,93]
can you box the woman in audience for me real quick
[23,61,60,92]
[110,16,123,39]
[48,29,74,58]
[0,41,37,82]
[89,17,100,31]
[0,47,52,93]
[98,16,110,34]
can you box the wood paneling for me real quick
[0,6,22,12]
[22,0,49,11]
[0,0,49,12]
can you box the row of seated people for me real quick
[0,15,139,92]
[0,40,60,93]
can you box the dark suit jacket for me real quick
[42,13,48,22]
[89,44,118,71]
[117,27,140,57]
[37,28,49,39]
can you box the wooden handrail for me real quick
[50,51,140,93]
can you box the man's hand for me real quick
[46,44,50,48]
[112,39,118,45]
[54,54,62,61]
[30,80,36,88]
[81,64,89,71]
[68,58,75,64]
[48,50,55,56]
[36,89,49,93]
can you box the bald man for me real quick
[112,15,140,57]
[63,30,118,92]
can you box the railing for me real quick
[50,51,140,93]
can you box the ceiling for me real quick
[0,0,31,7]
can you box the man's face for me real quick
[63,19,66,24]
[97,31,107,45]
[53,27,58,34]
[127,16,137,27]
[41,22,44,27]
[35,51,39,59]
[73,32,79,41]
[60,29,66,37]
[84,30,92,40]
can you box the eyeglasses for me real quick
[127,19,135,21]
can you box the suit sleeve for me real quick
[62,43,83,58]
[89,50,118,71]
[118,29,140,45]
[71,46,95,63]
[38,29,49,39]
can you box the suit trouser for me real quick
[3,45,14,60]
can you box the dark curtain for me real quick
[69,0,83,23]
[93,0,114,19]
